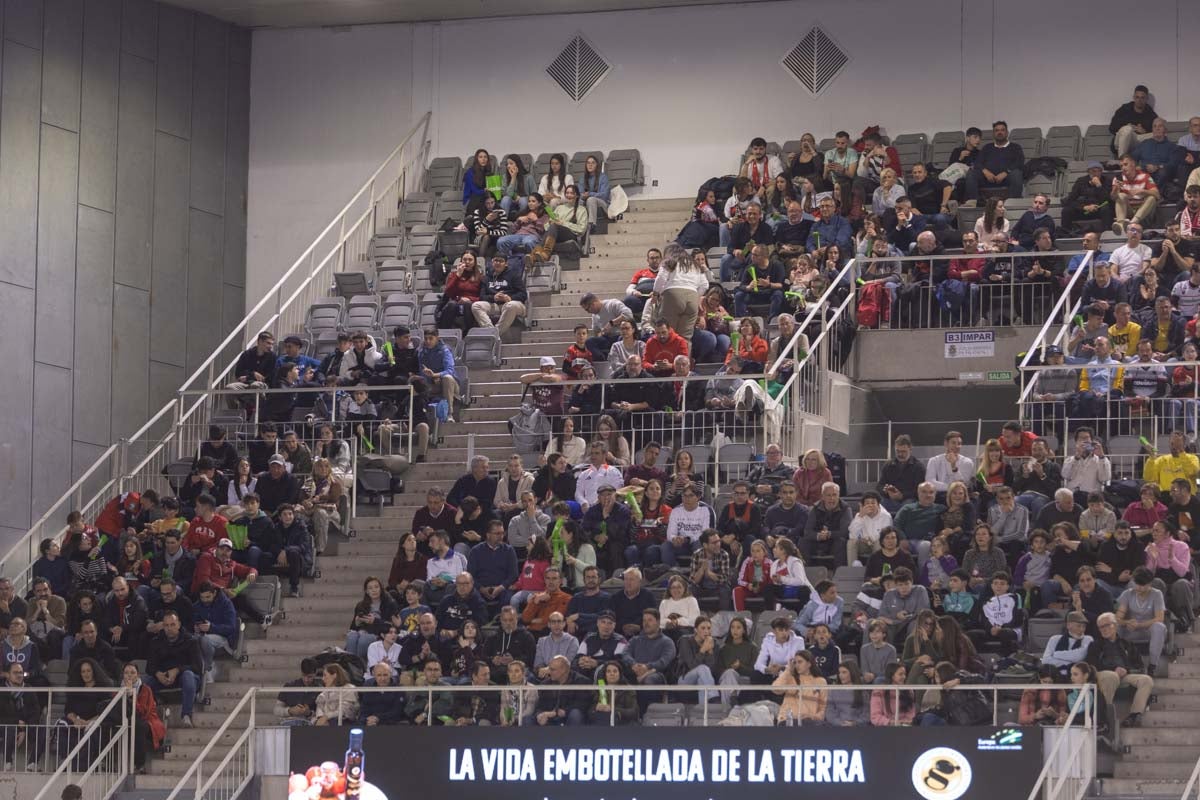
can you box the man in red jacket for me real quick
[191,539,272,626]
[644,319,690,377]
[183,494,227,556]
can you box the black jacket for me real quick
[481,267,527,304]
[1087,635,1144,673]
[1109,102,1157,137]
[535,672,591,714]
[255,471,302,514]
[877,457,926,501]
[358,686,406,724]
[146,550,197,596]
[147,592,195,630]
[0,686,42,725]
[234,346,276,383]
[1012,459,1063,497]
[145,630,203,676]
[728,220,775,254]
[1065,175,1111,212]
[69,639,121,681]
[481,627,536,680]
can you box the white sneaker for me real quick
[853,560,863,568]
[205,669,215,684]
[180,714,194,728]
[1112,221,1126,236]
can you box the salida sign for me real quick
[291,725,1041,800]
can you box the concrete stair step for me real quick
[1158,662,1200,678]
[614,209,692,223]
[592,234,678,248]
[1141,677,1200,694]
[626,198,693,212]
[590,245,676,260]
[1095,777,1187,797]
[1120,727,1200,746]
[134,773,200,790]
[1120,745,1200,763]
[242,653,330,670]
[1149,693,1200,710]
[525,306,593,320]
[502,342,574,357]
[1140,710,1200,727]
[1113,761,1197,779]
[604,220,688,235]
[247,638,335,656]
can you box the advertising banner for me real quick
[290,724,1042,800]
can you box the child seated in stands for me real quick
[934,569,975,624]
[966,571,1025,655]
[1014,530,1052,610]
[806,623,841,681]
[858,619,897,684]
[918,535,958,593]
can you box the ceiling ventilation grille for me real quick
[781,26,849,96]
[546,34,610,102]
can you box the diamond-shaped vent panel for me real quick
[781,27,849,96]
[546,34,610,103]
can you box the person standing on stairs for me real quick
[653,243,710,346]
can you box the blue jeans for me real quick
[692,329,729,364]
[719,224,733,249]
[734,288,783,319]
[964,168,1023,200]
[625,293,649,318]
[720,254,748,282]
[146,669,199,716]
[1016,492,1051,520]
[345,630,377,661]
[661,538,694,568]
[497,233,540,257]
[625,543,669,567]
[500,196,529,216]
[1180,399,1200,434]
[585,333,619,362]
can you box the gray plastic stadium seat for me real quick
[605,149,644,186]
[426,157,463,195]
[405,226,439,261]
[412,267,434,294]
[569,151,604,178]
[380,293,419,329]
[1024,174,1057,198]
[418,295,441,329]
[1165,121,1190,138]
[463,328,502,367]
[1009,127,1043,156]
[890,133,927,173]
[440,230,469,259]
[438,329,464,359]
[1043,126,1082,159]
[334,269,372,300]
[375,267,410,296]
[1083,124,1112,161]
[929,131,963,167]
[304,299,344,338]
[781,140,805,159]
[400,192,436,229]
[344,295,379,331]
[817,138,836,153]
[313,331,340,360]
[369,234,403,263]
[433,190,464,225]
[533,153,556,185]
[717,442,756,483]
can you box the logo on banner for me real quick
[911,747,972,800]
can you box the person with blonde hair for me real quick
[793,449,832,506]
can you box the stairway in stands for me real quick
[127,197,694,793]
[1092,630,1200,798]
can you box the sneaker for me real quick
[3,763,12,771]
[25,761,38,772]
[445,415,456,424]
[180,714,194,728]
[261,613,275,628]
[205,669,215,684]
[289,586,302,598]
[1122,712,1142,728]
[1112,220,1126,235]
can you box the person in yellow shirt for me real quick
[1107,302,1142,359]
[1143,429,1200,491]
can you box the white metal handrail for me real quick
[164,687,257,800]
[33,687,133,800]
[1,112,433,597]
[1024,686,1095,800]
[1180,749,1200,799]
[1016,250,1094,409]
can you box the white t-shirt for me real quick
[1109,243,1151,282]
[1172,276,1200,318]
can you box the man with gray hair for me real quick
[1088,610,1153,727]
[448,456,498,518]
[1036,488,1081,531]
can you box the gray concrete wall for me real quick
[0,0,249,550]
